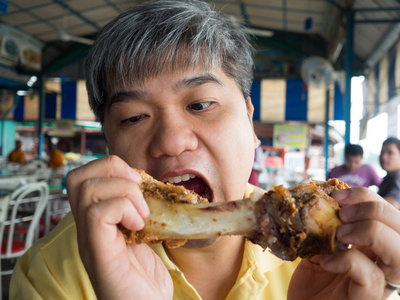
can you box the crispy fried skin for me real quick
[119,169,208,248]
[247,178,349,260]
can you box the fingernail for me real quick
[137,217,145,228]
[332,190,349,202]
[128,168,142,183]
[339,205,356,222]
[337,223,354,238]
[141,197,150,217]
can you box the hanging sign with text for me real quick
[273,124,308,149]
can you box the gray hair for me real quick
[85,0,254,123]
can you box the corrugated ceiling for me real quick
[0,0,400,82]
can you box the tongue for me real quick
[175,177,207,196]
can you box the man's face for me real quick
[380,143,400,172]
[344,155,362,172]
[103,66,257,212]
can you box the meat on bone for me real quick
[120,169,349,261]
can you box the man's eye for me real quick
[121,115,146,124]
[188,102,213,111]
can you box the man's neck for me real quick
[165,235,245,300]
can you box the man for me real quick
[47,142,65,170]
[379,137,400,209]
[327,143,382,188]
[10,1,400,299]
[8,139,25,164]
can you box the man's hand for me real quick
[288,187,400,300]
[383,196,400,210]
[66,155,173,300]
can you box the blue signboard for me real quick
[0,0,8,15]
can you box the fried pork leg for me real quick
[120,169,349,261]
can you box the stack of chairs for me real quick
[0,182,49,296]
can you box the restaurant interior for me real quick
[0,0,400,298]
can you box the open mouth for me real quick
[165,174,212,202]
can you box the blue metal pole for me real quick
[239,2,250,26]
[325,88,330,176]
[38,75,45,158]
[1,93,20,156]
[344,10,354,146]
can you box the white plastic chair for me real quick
[24,160,47,171]
[4,163,22,173]
[0,175,37,193]
[0,182,49,296]
[34,168,53,182]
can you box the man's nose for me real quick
[149,114,198,158]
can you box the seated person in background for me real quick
[378,137,400,209]
[327,143,382,188]
[8,139,26,164]
[47,143,65,170]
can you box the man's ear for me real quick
[246,97,259,150]
[246,97,254,119]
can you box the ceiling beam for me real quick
[104,0,123,14]
[52,0,101,31]
[355,7,400,12]
[283,0,287,31]
[239,1,250,26]
[43,44,90,75]
[324,0,344,10]
[7,1,59,42]
[212,0,325,14]
[355,18,400,23]
[364,23,400,70]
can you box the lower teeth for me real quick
[202,188,211,202]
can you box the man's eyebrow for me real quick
[107,90,145,110]
[107,74,223,109]
[173,74,224,91]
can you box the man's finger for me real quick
[320,248,385,300]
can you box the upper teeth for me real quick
[165,174,196,184]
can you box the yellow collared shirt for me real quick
[10,212,298,299]
[11,197,399,299]
[152,241,299,300]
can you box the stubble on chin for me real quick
[180,237,222,249]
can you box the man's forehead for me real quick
[346,155,362,160]
[111,65,225,91]
[383,143,400,152]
